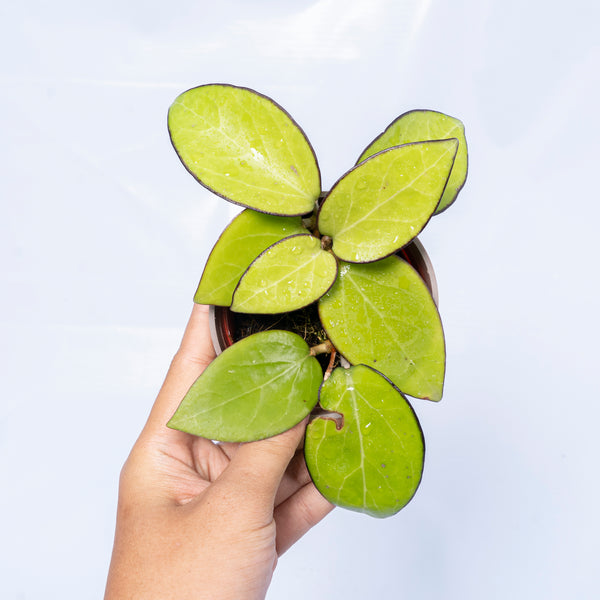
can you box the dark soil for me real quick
[231,302,340,372]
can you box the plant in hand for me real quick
[166,84,468,517]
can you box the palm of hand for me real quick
[106,305,332,600]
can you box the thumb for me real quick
[218,419,308,511]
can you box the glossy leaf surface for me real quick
[305,365,424,517]
[195,209,307,306]
[168,84,321,215]
[168,330,322,441]
[318,140,458,262]
[358,110,467,213]
[318,256,445,400]
[231,234,338,314]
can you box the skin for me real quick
[104,304,334,600]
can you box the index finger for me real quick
[144,303,216,434]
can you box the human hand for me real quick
[104,304,334,600]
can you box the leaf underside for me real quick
[168,84,321,215]
[195,209,307,306]
[358,110,468,213]
[231,234,338,314]
[305,365,424,518]
[318,256,445,400]
[318,140,458,263]
[168,330,322,442]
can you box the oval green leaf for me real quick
[358,110,468,213]
[231,234,338,314]
[168,84,321,215]
[168,330,322,442]
[195,209,307,306]
[318,256,445,400]
[305,365,424,518]
[318,140,458,263]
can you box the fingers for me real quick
[218,419,308,514]
[217,434,312,505]
[274,482,335,555]
[274,450,312,506]
[176,304,217,366]
[143,304,216,434]
[215,441,240,461]
[189,437,232,483]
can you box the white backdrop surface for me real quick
[1,1,599,598]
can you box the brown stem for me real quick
[302,213,317,232]
[323,349,337,381]
[309,407,344,430]
[309,339,334,356]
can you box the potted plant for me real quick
[165,84,468,518]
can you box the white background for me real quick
[2,1,599,598]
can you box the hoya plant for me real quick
[166,84,468,518]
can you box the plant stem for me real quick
[302,213,317,232]
[309,407,344,430]
[310,339,334,356]
[323,349,337,381]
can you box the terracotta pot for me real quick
[209,237,438,356]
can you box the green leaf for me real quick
[168,330,322,442]
[195,209,307,306]
[168,84,321,215]
[305,365,424,518]
[318,140,458,263]
[318,256,445,400]
[358,110,468,213]
[231,234,338,314]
